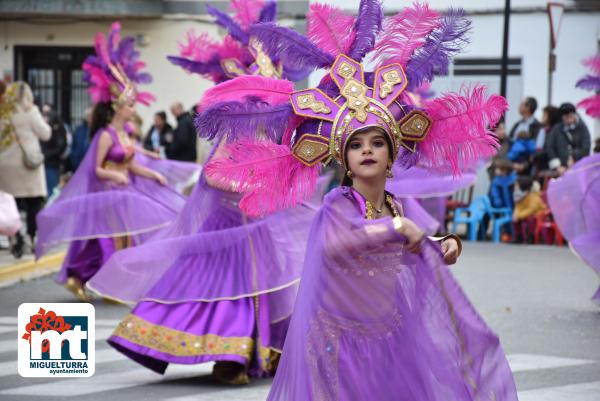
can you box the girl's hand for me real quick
[113,172,129,186]
[154,172,167,186]
[441,238,459,265]
[396,217,425,254]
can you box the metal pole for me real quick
[500,0,511,99]
[547,37,556,105]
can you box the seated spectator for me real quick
[489,159,516,210]
[546,103,591,175]
[509,97,542,142]
[512,176,546,243]
[507,130,536,174]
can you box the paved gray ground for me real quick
[0,242,598,400]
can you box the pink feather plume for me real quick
[583,54,600,76]
[578,94,600,118]
[307,3,357,56]
[230,0,265,30]
[198,76,294,111]
[421,85,507,175]
[178,30,219,61]
[205,140,319,217]
[372,2,440,67]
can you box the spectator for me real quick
[489,159,516,210]
[0,81,51,255]
[144,111,172,155]
[68,107,92,172]
[487,121,510,180]
[533,105,561,174]
[512,176,546,244]
[166,102,197,162]
[546,102,591,175]
[40,107,67,195]
[507,130,536,174]
[594,137,600,154]
[509,97,542,142]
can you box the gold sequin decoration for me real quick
[337,61,356,79]
[250,38,281,78]
[341,79,369,122]
[113,314,255,359]
[379,69,403,99]
[297,94,332,114]
[222,59,247,77]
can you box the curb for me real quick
[0,252,65,286]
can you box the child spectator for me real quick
[490,159,516,210]
[512,176,546,243]
[507,130,536,174]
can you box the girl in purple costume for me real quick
[88,0,317,385]
[35,22,186,301]
[202,1,519,398]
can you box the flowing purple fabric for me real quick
[267,186,518,401]
[548,153,600,304]
[135,152,201,193]
[36,128,187,259]
[386,165,476,229]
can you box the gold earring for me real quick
[386,167,393,178]
[346,170,354,179]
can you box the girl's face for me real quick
[116,100,136,120]
[345,128,391,182]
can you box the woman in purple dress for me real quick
[202,1,519,398]
[36,22,186,301]
[87,0,316,385]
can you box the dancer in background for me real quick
[36,22,187,301]
[548,53,600,305]
[88,0,318,385]
[203,1,518,399]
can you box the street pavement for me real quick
[0,242,598,400]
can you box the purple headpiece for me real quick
[82,22,155,106]
[576,54,600,118]
[199,0,507,216]
[167,0,306,83]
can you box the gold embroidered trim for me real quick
[380,70,402,99]
[341,78,369,122]
[297,93,331,114]
[337,61,356,79]
[112,314,254,359]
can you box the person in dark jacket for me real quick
[166,102,197,162]
[546,102,591,175]
[143,111,172,156]
[40,107,67,195]
[509,97,542,142]
[68,107,92,172]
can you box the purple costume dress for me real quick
[548,152,600,304]
[87,153,319,376]
[36,126,186,286]
[267,186,518,401]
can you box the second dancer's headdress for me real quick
[576,54,600,118]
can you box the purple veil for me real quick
[548,153,600,304]
[36,131,186,258]
[266,187,518,401]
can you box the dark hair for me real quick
[155,111,167,122]
[517,175,533,192]
[559,102,576,115]
[524,97,538,114]
[594,138,600,154]
[542,105,561,129]
[341,126,393,186]
[90,102,115,138]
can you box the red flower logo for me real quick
[21,308,72,353]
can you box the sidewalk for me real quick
[0,248,64,288]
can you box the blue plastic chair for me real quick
[451,196,488,241]
[482,197,513,243]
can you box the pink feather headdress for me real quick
[197,1,507,217]
[576,54,600,118]
[82,22,155,106]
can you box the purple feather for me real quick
[576,75,600,91]
[135,72,153,85]
[167,55,224,76]
[195,99,294,143]
[405,8,471,90]
[259,1,278,22]
[348,0,383,62]
[206,5,249,45]
[250,23,334,72]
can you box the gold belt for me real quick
[103,160,131,174]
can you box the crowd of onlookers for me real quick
[485,97,596,244]
[0,80,200,258]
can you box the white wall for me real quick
[0,19,219,131]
